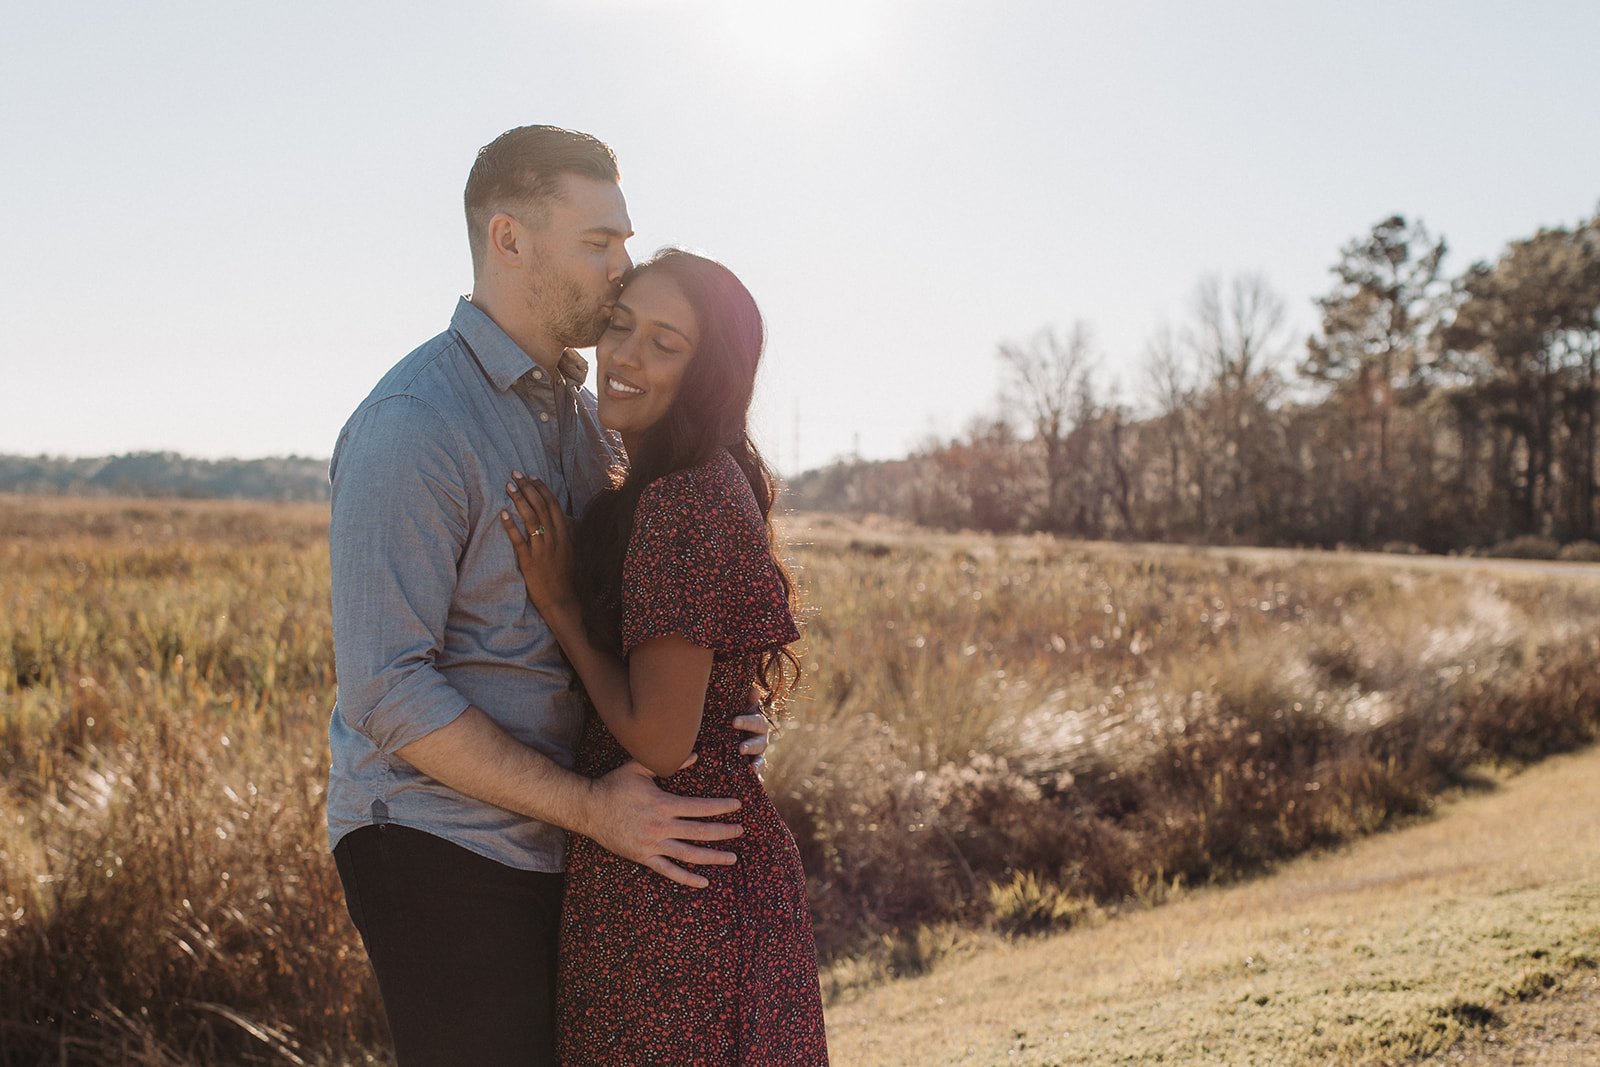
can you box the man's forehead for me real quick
[551,173,632,233]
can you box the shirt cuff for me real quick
[357,667,475,755]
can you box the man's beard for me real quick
[527,264,611,349]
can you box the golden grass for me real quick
[1414,970,1600,1064]
[825,744,1600,1065]
[3,496,1600,1063]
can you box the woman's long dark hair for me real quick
[574,249,800,708]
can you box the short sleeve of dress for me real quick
[620,454,800,656]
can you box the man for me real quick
[327,126,770,1064]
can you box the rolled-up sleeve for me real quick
[330,394,474,754]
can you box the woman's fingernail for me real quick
[512,470,524,480]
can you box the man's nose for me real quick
[608,248,632,286]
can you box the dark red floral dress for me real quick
[557,449,829,1065]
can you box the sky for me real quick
[3,1,1598,475]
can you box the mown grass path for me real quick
[825,745,1600,1065]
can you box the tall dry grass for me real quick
[3,498,1600,1063]
[1,498,379,1065]
[772,520,1600,965]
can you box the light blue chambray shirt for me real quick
[327,297,620,872]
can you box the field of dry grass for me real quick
[3,496,1600,1064]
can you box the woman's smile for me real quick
[605,374,646,398]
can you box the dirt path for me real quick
[823,746,1600,1065]
[1078,538,1600,584]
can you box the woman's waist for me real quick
[575,719,768,787]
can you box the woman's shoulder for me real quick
[639,448,755,515]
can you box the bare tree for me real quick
[998,323,1097,533]
[1185,273,1293,539]
[1140,323,1202,537]
[1191,272,1290,400]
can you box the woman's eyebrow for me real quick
[613,301,692,345]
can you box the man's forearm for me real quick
[400,704,749,890]
[394,706,597,838]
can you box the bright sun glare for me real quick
[711,0,885,79]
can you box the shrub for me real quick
[1485,535,1560,560]
[989,870,1098,937]
[1557,539,1600,563]
[1463,637,1600,762]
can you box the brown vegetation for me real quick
[3,498,1600,1063]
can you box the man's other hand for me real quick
[584,758,743,888]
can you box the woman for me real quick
[499,249,829,1064]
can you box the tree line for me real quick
[0,452,331,501]
[792,211,1600,555]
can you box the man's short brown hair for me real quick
[464,126,620,274]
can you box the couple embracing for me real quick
[327,126,828,1064]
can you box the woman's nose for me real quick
[612,335,641,368]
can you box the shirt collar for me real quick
[450,296,544,393]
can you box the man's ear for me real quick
[487,212,524,267]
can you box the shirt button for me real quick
[531,369,543,380]
[539,412,550,423]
